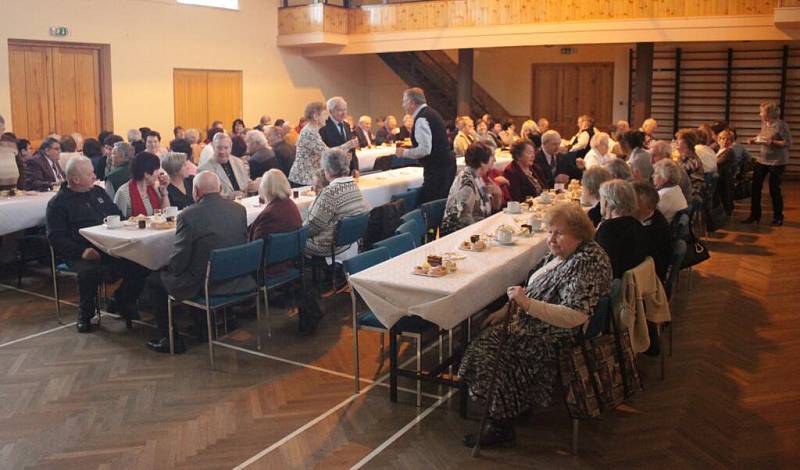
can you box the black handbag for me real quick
[682,231,710,268]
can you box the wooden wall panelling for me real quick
[73,48,101,138]
[207,70,243,131]
[50,47,79,137]
[8,46,32,141]
[8,45,54,142]
[51,47,101,139]
[174,69,210,136]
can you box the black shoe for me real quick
[740,216,760,224]
[76,320,93,333]
[463,422,516,448]
[146,336,186,354]
[771,217,784,227]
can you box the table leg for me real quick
[459,319,469,418]
[389,324,398,403]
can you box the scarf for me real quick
[128,179,160,217]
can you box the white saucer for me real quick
[104,224,124,230]
[496,239,516,246]
[503,208,521,215]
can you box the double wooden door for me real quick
[531,63,614,137]
[173,69,242,138]
[9,42,105,143]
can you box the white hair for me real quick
[541,129,561,145]
[245,129,267,149]
[259,169,291,202]
[358,115,372,126]
[185,128,200,145]
[212,132,231,147]
[65,155,92,179]
[599,179,637,216]
[590,132,610,149]
[322,148,350,178]
[127,128,142,142]
[326,96,347,113]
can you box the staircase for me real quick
[378,50,511,120]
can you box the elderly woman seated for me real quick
[595,179,649,279]
[441,142,500,235]
[305,148,368,258]
[248,169,303,276]
[652,159,689,223]
[113,151,170,218]
[583,132,616,169]
[581,165,613,226]
[459,203,612,447]
[503,139,543,203]
[162,152,194,210]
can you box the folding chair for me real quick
[374,232,416,258]
[261,226,309,337]
[344,247,440,405]
[390,187,422,213]
[395,219,425,248]
[49,244,107,326]
[310,212,371,295]
[420,198,447,240]
[168,239,263,367]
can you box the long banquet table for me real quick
[0,191,56,236]
[355,145,397,171]
[349,210,549,331]
[455,149,513,173]
[80,167,424,270]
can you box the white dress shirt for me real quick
[583,149,616,169]
[402,104,432,160]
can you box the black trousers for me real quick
[420,162,456,204]
[714,171,735,216]
[66,255,149,321]
[749,162,786,220]
[146,273,173,336]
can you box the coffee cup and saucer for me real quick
[103,215,124,229]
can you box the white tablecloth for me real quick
[349,211,550,330]
[79,167,425,270]
[0,191,56,236]
[456,150,513,173]
[356,145,397,171]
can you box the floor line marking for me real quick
[349,390,456,470]
[0,322,77,349]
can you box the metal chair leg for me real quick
[263,287,271,338]
[353,328,360,394]
[571,419,580,455]
[51,259,63,324]
[379,332,385,359]
[660,326,665,381]
[255,292,262,351]
[168,297,175,355]
[448,329,454,376]
[206,307,215,369]
[669,323,673,356]
[416,337,422,407]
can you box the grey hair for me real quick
[212,132,231,147]
[259,169,291,202]
[266,126,284,142]
[161,152,187,178]
[112,142,134,162]
[127,128,142,142]
[581,165,613,198]
[245,129,267,149]
[326,96,347,113]
[605,159,632,180]
[185,128,200,144]
[599,179,637,216]
[541,129,561,146]
[322,148,350,178]
[403,87,427,105]
[194,170,221,194]
[630,153,654,181]
[653,159,681,186]
[65,155,92,179]
[304,102,325,122]
[649,140,671,159]
[358,115,372,126]
[590,132,610,149]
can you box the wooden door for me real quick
[8,43,104,143]
[174,69,242,136]
[531,63,614,137]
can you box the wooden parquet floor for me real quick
[2,183,800,469]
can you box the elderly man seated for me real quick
[24,137,65,191]
[534,130,583,188]
[105,141,134,198]
[197,132,257,199]
[245,129,277,180]
[145,171,255,353]
[46,156,149,332]
[266,126,296,177]
[375,115,400,145]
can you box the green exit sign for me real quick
[49,26,69,37]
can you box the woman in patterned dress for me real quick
[459,203,612,447]
[440,142,501,235]
[674,129,706,201]
[288,102,358,187]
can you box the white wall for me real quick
[0,0,383,136]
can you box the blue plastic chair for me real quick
[374,232,416,258]
[420,198,447,240]
[400,208,424,227]
[309,212,371,295]
[395,219,425,248]
[261,226,309,337]
[49,244,108,326]
[168,239,263,367]
[390,187,421,213]
[344,247,439,404]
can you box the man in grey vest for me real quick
[395,87,456,203]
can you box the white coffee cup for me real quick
[495,227,513,243]
[165,206,179,218]
[507,201,521,214]
[104,215,122,228]
[528,216,543,231]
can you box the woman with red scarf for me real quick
[113,151,170,218]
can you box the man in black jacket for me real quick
[266,126,296,177]
[45,156,149,332]
[395,87,456,203]
[534,130,583,188]
[319,96,360,178]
